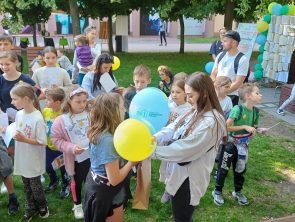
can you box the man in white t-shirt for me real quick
[211,30,249,106]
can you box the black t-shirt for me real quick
[0,54,23,75]
[209,40,223,56]
[0,73,35,112]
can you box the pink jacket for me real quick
[51,115,76,176]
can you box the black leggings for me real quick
[215,142,246,193]
[72,159,90,205]
[172,178,195,222]
[160,31,167,44]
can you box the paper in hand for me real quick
[99,73,117,92]
[2,122,16,147]
[0,113,8,129]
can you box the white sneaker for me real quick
[72,204,84,219]
[40,175,45,184]
[1,182,7,194]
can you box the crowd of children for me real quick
[0,31,273,222]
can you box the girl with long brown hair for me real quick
[83,93,135,222]
[153,72,227,221]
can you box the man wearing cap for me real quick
[211,30,249,106]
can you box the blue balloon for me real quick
[129,87,169,134]
[256,34,267,45]
[205,61,214,74]
[272,4,282,16]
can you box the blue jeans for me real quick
[67,70,72,79]
[45,146,67,185]
[78,73,86,86]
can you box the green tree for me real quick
[159,0,216,53]
[68,0,165,54]
[0,0,56,46]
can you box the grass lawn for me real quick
[1,52,295,222]
[182,37,220,44]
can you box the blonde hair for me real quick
[157,65,173,79]
[87,93,123,144]
[172,80,185,92]
[238,83,259,102]
[0,51,20,69]
[133,64,151,79]
[214,76,232,88]
[174,72,188,81]
[62,85,89,114]
[45,87,65,102]
[10,82,40,110]
[74,35,89,45]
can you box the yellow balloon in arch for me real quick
[113,119,156,162]
[112,56,120,71]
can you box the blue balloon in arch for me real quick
[205,61,215,74]
[129,87,169,134]
[256,34,267,45]
[272,4,282,16]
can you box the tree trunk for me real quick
[32,24,37,47]
[179,15,185,54]
[69,0,80,36]
[224,0,235,30]
[107,15,114,55]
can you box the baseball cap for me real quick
[224,30,241,42]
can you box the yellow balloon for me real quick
[113,119,155,161]
[268,2,277,14]
[256,21,269,33]
[288,4,295,15]
[112,56,120,71]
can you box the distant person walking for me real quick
[159,19,167,46]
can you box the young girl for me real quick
[214,76,233,118]
[82,54,122,100]
[74,35,93,85]
[32,46,72,109]
[158,65,174,97]
[10,83,48,220]
[160,80,191,203]
[51,86,90,220]
[153,73,226,222]
[83,93,135,222]
[72,26,101,84]
[0,51,37,214]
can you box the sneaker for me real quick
[276,109,285,116]
[72,204,84,219]
[60,183,70,199]
[1,182,7,194]
[232,191,249,205]
[159,44,163,46]
[8,198,19,215]
[44,179,59,193]
[23,210,38,221]
[40,175,46,184]
[39,206,49,218]
[161,191,171,203]
[212,190,224,206]
[165,42,167,46]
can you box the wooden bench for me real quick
[279,84,295,114]
[26,47,44,75]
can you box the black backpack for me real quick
[217,51,250,83]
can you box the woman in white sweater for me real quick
[153,73,227,221]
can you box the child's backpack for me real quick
[217,51,250,83]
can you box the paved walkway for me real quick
[259,86,295,126]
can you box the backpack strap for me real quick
[234,52,245,74]
[236,104,259,127]
[217,51,227,65]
